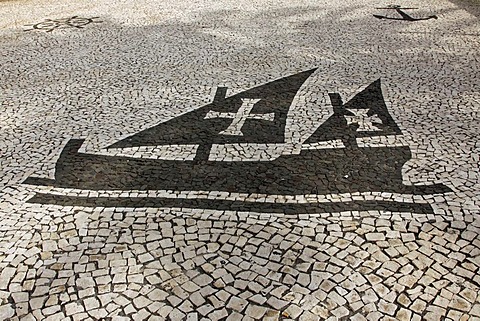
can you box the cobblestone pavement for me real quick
[1,0,479,320]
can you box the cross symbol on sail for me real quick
[344,109,383,132]
[204,98,275,136]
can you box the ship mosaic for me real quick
[23,69,452,213]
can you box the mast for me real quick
[194,87,227,161]
[327,93,357,148]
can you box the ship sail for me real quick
[108,69,317,152]
[305,79,401,147]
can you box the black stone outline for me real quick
[28,193,435,214]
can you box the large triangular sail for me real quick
[109,69,317,149]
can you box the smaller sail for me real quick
[304,79,402,146]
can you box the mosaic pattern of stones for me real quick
[0,0,479,320]
[23,16,101,33]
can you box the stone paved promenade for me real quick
[1,0,479,320]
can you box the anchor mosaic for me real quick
[373,5,438,21]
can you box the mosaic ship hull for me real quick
[25,139,450,196]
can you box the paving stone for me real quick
[193,275,213,287]
[378,299,397,315]
[227,296,248,312]
[208,308,228,321]
[245,305,267,319]
[0,0,479,320]
[65,302,84,316]
[449,295,472,312]
[350,314,368,321]
[366,233,385,242]
[470,304,480,317]
[266,296,288,310]
[331,306,349,318]
[0,304,15,319]
[410,299,427,314]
